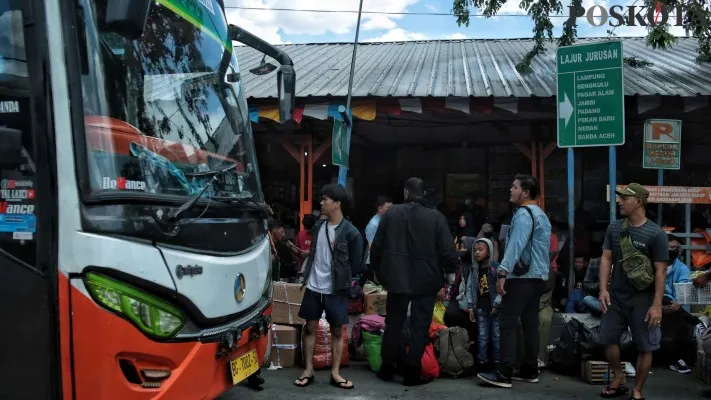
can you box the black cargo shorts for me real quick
[597,298,661,353]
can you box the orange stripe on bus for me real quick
[84,116,243,170]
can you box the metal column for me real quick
[609,146,617,222]
[567,148,576,296]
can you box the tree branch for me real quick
[451,0,710,74]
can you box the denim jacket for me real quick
[301,218,365,293]
[498,203,551,280]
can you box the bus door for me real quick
[0,1,59,398]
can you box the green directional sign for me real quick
[332,119,351,168]
[557,40,625,148]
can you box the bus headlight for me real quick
[84,272,185,339]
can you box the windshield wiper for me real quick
[156,163,237,225]
[212,194,270,218]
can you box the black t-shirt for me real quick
[477,265,491,310]
[602,219,668,305]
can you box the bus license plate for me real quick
[229,349,259,385]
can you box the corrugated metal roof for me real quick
[235,37,711,99]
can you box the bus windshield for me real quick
[78,0,262,202]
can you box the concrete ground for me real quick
[222,362,711,400]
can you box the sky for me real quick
[223,0,690,45]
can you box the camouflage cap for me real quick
[615,183,649,200]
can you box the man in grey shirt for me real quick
[597,183,668,400]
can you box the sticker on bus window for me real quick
[0,213,36,233]
[12,232,33,241]
[0,100,20,113]
[0,189,35,201]
[0,179,33,189]
[0,202,34,214]
[102,177,146,191]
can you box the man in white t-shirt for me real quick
[294,184,364,390]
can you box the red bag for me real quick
[310,318,350,370]
[404,343,439,379]
[420,343,439,379]
[348,298,364,314]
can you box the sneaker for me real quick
[477,370,512,388]
[512,367,540,383]
[624,362,636,377]
[670,359,692,374]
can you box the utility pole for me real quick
[346,0,364,112]
[337,0,363,186]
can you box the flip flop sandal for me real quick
[330,377,354,390]
[294,375,315,388]
[601,386,629,398]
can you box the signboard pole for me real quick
[567,148,575,297]
[657,170,664,225]
[609,146,616,222]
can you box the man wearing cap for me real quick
[597,183,668,400]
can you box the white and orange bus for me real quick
[0,0,294,398]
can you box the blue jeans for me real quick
[583,296,602,316]
[476,307,501,364]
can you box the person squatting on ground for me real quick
[477,174,552,389]
[294,184,364,390]
[370,177,459,386]
[597,183,668,400]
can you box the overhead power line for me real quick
[223,5,578,18]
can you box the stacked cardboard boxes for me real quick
[266,282,305,368]
[267,282,365,368]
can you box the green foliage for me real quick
[452,0,711,72]
[623,56,654,67]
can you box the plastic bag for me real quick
[421,343,439,379]
[362,331,383,372]
[433,300,446,325]
[309,318,350,369]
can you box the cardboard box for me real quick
[267,324,298,368]
[272,282,305,325]
[365,291,387,315]
[581,360,627,385]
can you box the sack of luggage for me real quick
[362,331,383,372]
[432,326,474,378]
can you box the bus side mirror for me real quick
[0,127,24,169]
[104,0,152,40]
[227,24,296,124]
[277,65,295,123]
